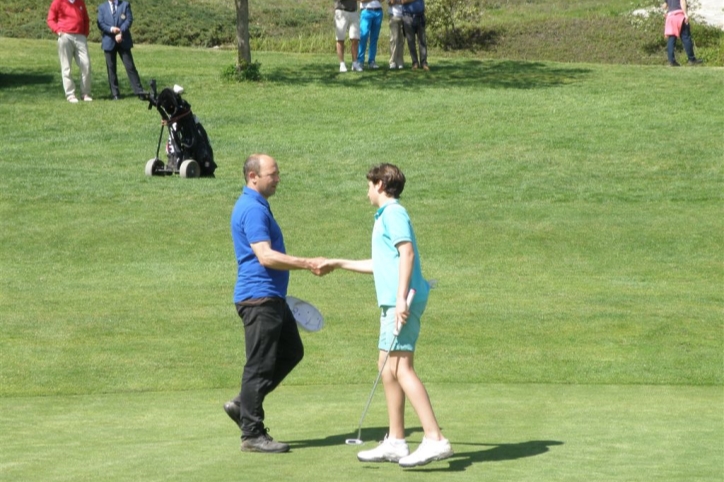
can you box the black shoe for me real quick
[668,61,681,67]
[223,400,242,428]
[687,58,703,66]
[241,429,290,453]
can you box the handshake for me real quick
[306,258,336,277]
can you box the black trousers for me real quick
[234,298,304,439]
[402,13,428,67]
[104,47,143,97]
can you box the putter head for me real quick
[345,438,364,445]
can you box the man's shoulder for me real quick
[232,193,269,218]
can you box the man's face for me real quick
[254,157,280,199]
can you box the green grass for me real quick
[1,385,722,482]
[3,0,723,64]
[0,38,722,480]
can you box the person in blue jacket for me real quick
[97,0,144,99]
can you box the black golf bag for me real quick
[142,79,216,178]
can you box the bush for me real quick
[427,0,485,50]
[222,61,263,82]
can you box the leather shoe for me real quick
[223,400,242,428]
[241,430,290,453]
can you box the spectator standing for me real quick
[97,0,145,99]
[358,0,384,69]
[335,0,362,72]
[662,0,703,66]
[47,0,92,103]
[401,0,429,71]
[388,0,405,69]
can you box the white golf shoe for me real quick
[357,436,409,463]
[398,437,453,467]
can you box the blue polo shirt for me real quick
[230,186,289,302]
[371,200,430,307]
[402,0,425,15]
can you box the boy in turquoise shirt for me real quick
[325,163,452,467]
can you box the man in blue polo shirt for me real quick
[225,153,327,453]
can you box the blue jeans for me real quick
[358,8,383,64]
[667,19,696,63]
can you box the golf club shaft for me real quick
[353,289,416,441]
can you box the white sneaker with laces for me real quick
[357,436,409,463]
[369,61,379,69]
[340,62,348,72]
[67,95,79,104]
[352,61,363,72]
[83,95,93,102]
[398,437,453,467]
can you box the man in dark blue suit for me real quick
[97,0,143,99]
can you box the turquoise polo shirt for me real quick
[230,186,289,302]
[371,200,430,307]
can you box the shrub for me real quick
[427,0,485,50]
[222,61,263,82]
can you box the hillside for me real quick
[1,0,722,65]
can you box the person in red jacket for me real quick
[47,0,93,103]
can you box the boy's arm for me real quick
[395,241,414,324]
[326,258,373,274]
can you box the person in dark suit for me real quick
[97,0,144,99]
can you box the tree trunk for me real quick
[235,0,251,66]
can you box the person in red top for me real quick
[47,0,93,103]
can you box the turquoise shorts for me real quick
[378,299,427,352]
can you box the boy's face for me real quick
[367,180,383,206]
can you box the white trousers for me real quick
[57,33,91,99]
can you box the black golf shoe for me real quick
[241,430,290,453]
[223,400,242,428]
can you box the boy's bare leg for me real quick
[390,352,444,441]
[381,350,406,439]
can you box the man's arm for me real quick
[47,0,60,33]
[250,240,321,271]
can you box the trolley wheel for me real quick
[145,158,164,176]
[179,159,200,178]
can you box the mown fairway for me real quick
[0,38,722,481]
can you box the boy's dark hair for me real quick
[366,163,406,198]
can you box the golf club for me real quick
[345,289,416,445]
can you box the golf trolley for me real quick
[141,79,216,178]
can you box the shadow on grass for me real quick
[289,425,419,449]
[0,71,55,91]
[407,440,564,472]
[264,59,591,90]
[290,427,563,472]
